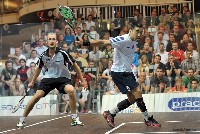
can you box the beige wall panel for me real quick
[44,0,68,8]
[97,0,124,5]
[156,0,179,3]
[125,0,149,5]
[0,13,19,24]
[68,0,96,6]
[19,3,43,17]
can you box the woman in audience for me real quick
[168,77,187,93]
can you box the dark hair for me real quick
[5,60,13,66]
[19,59,26,63]
[191,78,199,83]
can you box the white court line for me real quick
[0,115,70,134]
[105,123,126,134]
[104,120,200,134]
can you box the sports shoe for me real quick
[145,115,161,127]
[103,111,115,128]
[16,120,26,128]
[71,117,84,126]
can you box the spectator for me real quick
[101,59,113,88]
[76,27,84,39]
[64,28,75,47]
[89,46,104,62]
[1,60,17,96]
[57,34,66,48]
[17,59,29,84]
[150,67,170,93]
[10,78,25,96]
[88,26,99,40]
[181,51,199,76]
[104,81,121,95]
[61,94,70,114]
[146,11,160,26]
[62,43,70,52]
[166,33,175,52]
[171,25,182,42]
[85,15,96,31]
[26,62,43,95]
[153,32,168,53]
[179,34,191,51]
[8,47,26,70]
[149,54,166,77]
[168,77,187,93]
[184,41,199,61]
[102,44,114,59]
[26,50,39,67]
[156,43,169,64]
[138,55,150,78]
[109,22,120,38]
[137,72,150,94]
[139,36,153,54]
[182,68,200,88]
[168,42,184,63]
[21,42,31,59]
[139,43,153,64]
[154,25,169,42]
[114,11,125,29]
[166,54,181,87]
[159,7,170,23]
[187,79,200,92]
[35,38,48,57]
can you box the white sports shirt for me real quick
[109,34,138,72]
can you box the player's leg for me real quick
[64,84,84,126]
[131,88,161,127]
[103,72,136,128]
[17,90,45,128]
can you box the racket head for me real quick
[58,6,75,28]
[12,98,25,113]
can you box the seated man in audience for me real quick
[168,77,187,93]
[187,79,200,92]
[150,67,170,93]
[166,54,181,87]
[1,60,17,96]
[26,50,39,67]
[182,68,200,88]
[17,59,29,89]
[149,54,166,77]
[137,72,150,94]
[8,47,26,70]
[10,78,25,96]
[184,41,199,61]
[168,42,185,63]
[181,51,199,76]
[156,43,168,65]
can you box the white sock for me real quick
[20,116,26,122]
[109,107,119,115]
[141,111,150,121]
[71,114,77,119]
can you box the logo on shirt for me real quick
[168,97,200,111]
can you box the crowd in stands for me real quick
[0,5,199,114]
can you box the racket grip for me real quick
[26,88,31,93]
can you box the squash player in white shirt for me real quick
[77,23,161,128]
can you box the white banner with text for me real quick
[0,95,58,116]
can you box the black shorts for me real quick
[38,77,71,97]
[111,71,138,94]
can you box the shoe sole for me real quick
[145,123,161,127]
[103,112,115,128]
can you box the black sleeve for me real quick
[37,55,44,68]
[61,50,76,68]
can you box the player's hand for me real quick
[28,82,34,89]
